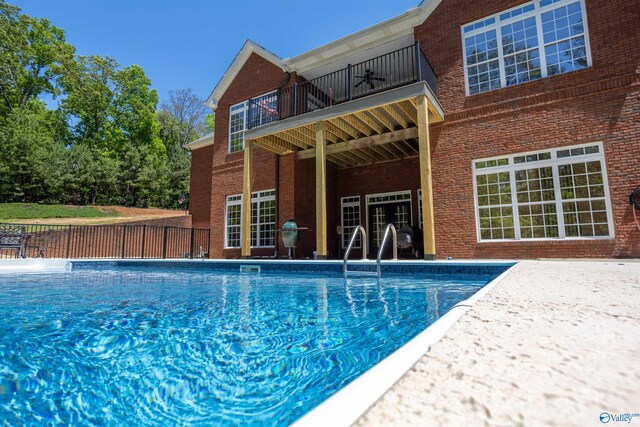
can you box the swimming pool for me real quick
[0,260,512,425]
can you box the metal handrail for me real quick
[343,225,367,277]
[376,224,398,278]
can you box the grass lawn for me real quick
[0,203,120,221]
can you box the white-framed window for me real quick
[251,190,276,248]
[224,190,277,249]
[461,0,591,95]
[229,101,248,153]
[228,91,278,154]
[341,196,361,249]
[225,195,243,248]
[472,142,614,242]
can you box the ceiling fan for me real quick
[354,69,386,90]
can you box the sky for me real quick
[13,0,420,106]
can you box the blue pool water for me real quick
[0,265,496,425]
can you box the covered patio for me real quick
[241,82,444,259]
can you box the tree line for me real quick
[0,0,211,208]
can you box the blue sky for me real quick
[13,0,419,106]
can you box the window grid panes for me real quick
[473,143,612,241]
[558,161,609,237]
[251,190,276,248]
[225,190,276,248]
[225,195,242,248]
[515,166,559,238]
[229,101,247,153]
[341,196,361,249]
[476,172,516,240]
[462,0,590,95]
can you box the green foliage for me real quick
[0,1,212,209]
[0,203,119,220]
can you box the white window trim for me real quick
[224,195,242,249]
[461,0,593,96]
[341,196,361,249]
[251,189,277,249]
[472,142,615,243]
[228,101,248,154]
[228,90,278,154]
[224,189,277,249]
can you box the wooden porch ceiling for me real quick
[250,96,443,169]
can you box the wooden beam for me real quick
[417,94,436,259]
[370,107,396,131]
[340,115,372,136]
[325,121,350,142]
[274,132,310,150]
[296,127,418,160]
[397,100,418,124]
[329,118,359,139]
[382,104,409,129]
[326,154,350,168]
[241,141,253,257]
[315,121,327,258]
[263,135,298,153]
[354,111,384,134]
[254,139,288,156]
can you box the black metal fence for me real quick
[0,223,211,259]
[248,42,438,129]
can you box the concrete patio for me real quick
[357,260,640,426]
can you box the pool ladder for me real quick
[343,224,397,278]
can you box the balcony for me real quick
[247,42,438,130]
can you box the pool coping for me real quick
[292,262,518,427]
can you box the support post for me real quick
[315,121,328,259]
[241,140,253,258]
[417,94,436,259]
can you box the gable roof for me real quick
[206,40,284,109]
[205,0,442,110]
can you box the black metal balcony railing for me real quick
[248,41,437,129]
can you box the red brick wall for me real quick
[189,145,213,230]
[209,53,289,259]
[191,0,639,259]
[411,0,640,258]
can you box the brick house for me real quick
[186,0,640,260]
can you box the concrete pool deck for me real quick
[357,260,640,426]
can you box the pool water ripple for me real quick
[0,268,491,425]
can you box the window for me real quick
[225,190,276,248]
[473,143,613,241]
[229,101,248,153]
[251,190,276,248]
[228,92,278,153]
[225,195,242,248]
[341,196,361,249]
[462,0,591,95]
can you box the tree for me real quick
[160,88,210,147]
[0,0,74,118]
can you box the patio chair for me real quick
[0,224,26,258]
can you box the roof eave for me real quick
[183,132,215,150]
